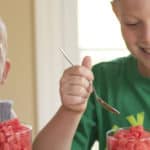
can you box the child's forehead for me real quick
[118,0,150,16]
[119,0,150,7]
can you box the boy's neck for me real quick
[138,62,150,78]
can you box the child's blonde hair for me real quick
[111,0,119,3]
[0,18,7,81]
[0,18,7,53]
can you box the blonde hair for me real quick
[0,18,7,37]
[0,18,7,54]
[111,0,119,3]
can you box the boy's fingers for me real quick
[81,56,92,69]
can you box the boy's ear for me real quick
[0,59,11,84]
[111,0,121,20]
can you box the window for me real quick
[78,0,129,64]
[77,0,129,149]
[35,0,130,140]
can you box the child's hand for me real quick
[60,56,94,113]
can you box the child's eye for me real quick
[125,22,139,27]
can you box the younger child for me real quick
[33,0,150,149]
[0,18,10,85]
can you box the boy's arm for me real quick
[33,105,83,150]
[33,56,93,150]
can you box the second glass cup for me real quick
[106,126,150,150]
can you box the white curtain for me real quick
[34,0,79,130]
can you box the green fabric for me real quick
[71,55,150,150]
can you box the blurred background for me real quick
[0,0,129,149]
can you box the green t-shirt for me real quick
[71,55,150,150]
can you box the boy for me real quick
[0,18,10,85]
[33,0,150,149]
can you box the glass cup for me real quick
[15,124,32,150]
[106,127,150,150]
[0,118,32,150]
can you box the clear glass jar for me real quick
[106,126,150,150]
[0,118,32,150]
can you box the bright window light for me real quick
[78,0,130,67]
[77,0,126,49]
[80,49,130,65]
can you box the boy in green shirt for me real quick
[33,0,150,149]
